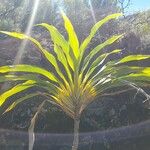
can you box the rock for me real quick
[0,38,41,66]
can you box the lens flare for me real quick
[14,0,40,64]
[0,0,40,92]
[89,0,97,25]
[88,0,101,39]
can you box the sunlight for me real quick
[88,0,101,39]
[89,0,97,25]
[13,0,40,64]
[0,1,150,150]
[0,0,40,92]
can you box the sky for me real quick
[127,0,150,14]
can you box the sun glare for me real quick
[0,0,40,91]
[13,0,40,64]
[89,0,97,25]
[88,0,101,39]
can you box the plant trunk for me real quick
[72,118,80,150]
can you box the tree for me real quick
[120,9,150,50]
[0,0,120,34]
[0,12,150,150]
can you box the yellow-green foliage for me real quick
[0,12,150,119]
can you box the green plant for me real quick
[0,12,150,150]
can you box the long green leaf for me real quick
[80,13,122,55]
[80,35,122,75]
[4,93,40,113]
[0,80,35,106]
[116,55,150,64]
[0,74,58,93]
[35,24,74,71]
[54,44,73,84]
[81,49,121,84]
[62,11,79,59]
[92,66,149,88]
[0,74,22,83]
[119,74,150,82]
[0,65,58,82]
[116,67,150,81]
[0,31,69,86]
[95,67,150,94]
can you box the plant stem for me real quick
[72,118,80,150]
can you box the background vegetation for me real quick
[0,0,150,150]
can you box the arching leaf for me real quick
[35,23,74,70]
[0,31,69,87]
[0,80,36,106]
[80,13,122,56]
[62,11,79,59]
[80,35,122,75]
[81,49,121,84]
[4,93,40,113]
[54,44,73,84]
[116,55,150,64]
[0,65,58,82]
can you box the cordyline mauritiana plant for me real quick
[0,12,150,150]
